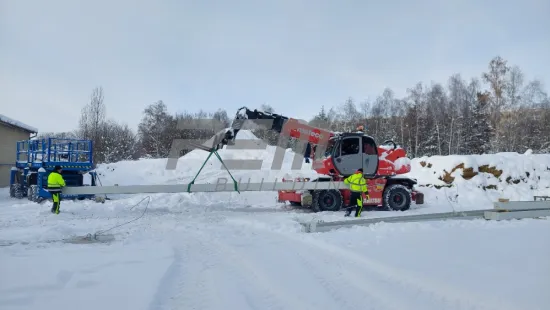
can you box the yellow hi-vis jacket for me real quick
[344,171,368,192]
[47,171,66,189]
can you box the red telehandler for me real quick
[216,107,424,212]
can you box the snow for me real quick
[393,156,411,172]
[1,129,549,310]
[0,113,38,133]
[407,152,550,201]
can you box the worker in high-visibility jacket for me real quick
[47,165,66,214]
[343,168,369,217]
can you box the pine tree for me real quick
[468,92,494,154]
[309,105,331,129]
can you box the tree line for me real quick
[39,56,550,165]
[313,56,549,157]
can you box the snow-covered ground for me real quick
[1,130,549,310]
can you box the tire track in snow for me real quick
[147,246,182,310]
[292,250,383,310]
[220,219,414,310]
[185,228,317,310]
[294,236,521,310]
[167,235,228,310]
[292,249,411,310]
[185,221,409,310]
[208,239,346,310]
[227,219,523,310]
[167,228,314,310]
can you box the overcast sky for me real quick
[1,0,549,133]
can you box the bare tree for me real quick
[100,120,138,163]
[78,86,107,164]
[482,56,510,151]
[138,100,176,158]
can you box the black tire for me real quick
[29,185,44,203]
[12,184,24,199]
[383,184,412,211]
[312,189,343,212]
[27,187,34,201]
[9,184,16,198]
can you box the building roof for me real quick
[0,114,38,133]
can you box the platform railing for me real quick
[16,138,93,165]
[46,138,93,164]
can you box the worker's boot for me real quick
[51,202,59,214]
[344,206,354,217]
[355,206,363,217]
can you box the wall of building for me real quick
[0,123,31,187]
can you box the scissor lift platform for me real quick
[10,137,101,202]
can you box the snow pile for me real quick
[231,128,261,140]
[0,113,38,133]
[93,130,320,208]
[409,152,550,195]
[95,130,319,186]
[393,156,412,172]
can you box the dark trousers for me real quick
[50,190,61,214]
[345,192,363,217]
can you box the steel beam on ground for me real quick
[484,209,550,220]
[62,181,349,195]
[302,200,550,233]
[301,210,489,233]
[493,200,550,211]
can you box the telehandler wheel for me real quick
[383,184,412,211]
[312,189,343,212]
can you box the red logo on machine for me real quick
[287,121,326,145]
